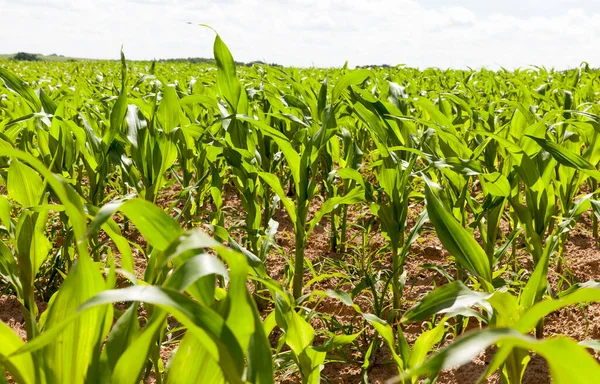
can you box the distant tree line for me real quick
[157,57,282,67]
[9,52,282,67]
[14,52,40,61]
[356,64,394,69]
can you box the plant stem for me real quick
[536,319,544,339]
[330,210,338,253]
[456,267,464,334]
[593,180,598,246]
[293,221,306,299]
[340,204,348,253]
[391,246,402,316]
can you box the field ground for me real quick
[2,183,599,383]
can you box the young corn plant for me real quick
[124,80,179,204]
[348,83,430,316]
[407,175,594,383]
[244,69,372,299]
[209,31,265,254]
[0,149,273,384]
[399,276,600,383]
[1,158,51,340]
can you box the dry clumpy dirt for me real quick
[2,185,600,383]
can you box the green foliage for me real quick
[1,32,600,384]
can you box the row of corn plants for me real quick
[1,32,600,383]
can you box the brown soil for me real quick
[0,295,28,341]
[2,184,599,384]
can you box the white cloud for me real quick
[0,0,599,69]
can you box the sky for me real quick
[1,0,599,69]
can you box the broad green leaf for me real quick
[516,286,600,333]
[245,302,275,384]
[408,319,446,371]
[110,251,229,384]
[363,313,404,371]
[0,321,35,384]
[0,196,11,232]
[486,290,522,327]
[0,68,41,111]
[332,69,372,103]
[158,85,181,134]
[41,255,109,384]
[424,180,493,288]
[257,172,297,225]
[307,187,364,236]
[104,90,127,146]
[7,159,44,207]
[479,172,510,197]
[103,304,140,372]
[526,135,600,180]
[111,315,165,384]
[85,199,184,252]
[299,347,326,384]
[402,281,492,323]
[80,285,245,384]
[395,328,600,384]
[165,332,224,384]
[213,34,241,111]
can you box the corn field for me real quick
[1,33,600,384]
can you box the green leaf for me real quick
[307,187,364,236]
[41,255,110,384]
[245,302,275,384]
[16,211,51,284]
[402,281,492,323]
[516,286,600,333]
[0,196,12,232]
[479,172,510,197]
[109,250,229,384]
[7,159,44,207]
[165,253,228,292]
[158,85,181,134]
[0,68,41,112]
[475,131,541,189]
[486,290,522,327]
[103,304,140,372]
[519,234,555,309]
[0,240,20,295]
[332,69,372,104]
[238,116,301,185]
[257,172,297,225]
[424,179,493,288]
[80,285,245,384]
[111,315,165,384]
[216,248,255,353]
[395,328,600,384]
[85,199,184,252]
[165,332,224,384]
[526,135,600,180]
[39,88,57,115]
[0,321,35,384]
[104,89,127,147]
[299,347,326,384]
[280,307,314,357]
[213,34,241,111]
[363,313,404,371]
[408,319,446,370]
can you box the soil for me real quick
[1,185,599,384]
